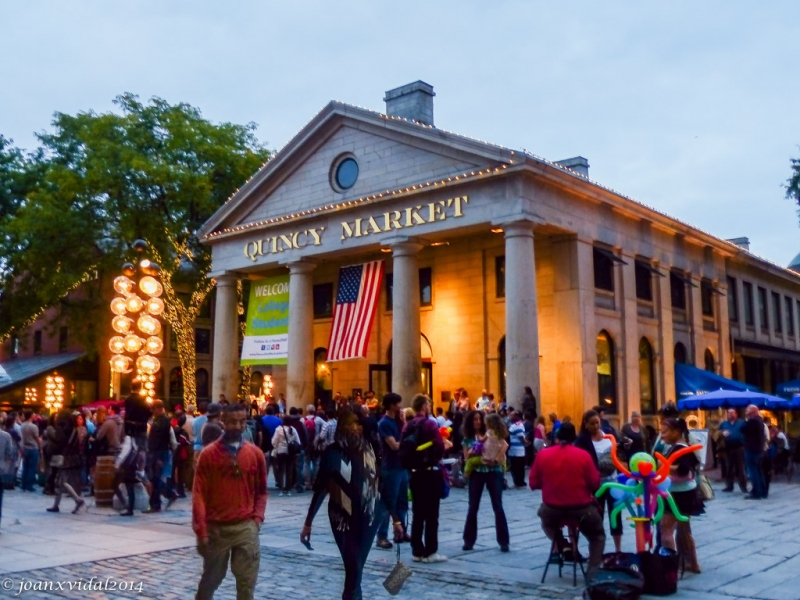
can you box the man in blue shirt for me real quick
[192,403,209,456]
[375,393,409,550]
[260,406,283,486]
[720,408,748,493]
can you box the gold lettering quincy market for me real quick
[341,196,468,240]
[244,227,326,262]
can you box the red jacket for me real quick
[529,443,600,507]
[192,439,268,539]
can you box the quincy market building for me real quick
[200,81,800,424]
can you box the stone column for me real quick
[390,241,423,405]
[657,266,676,404]
[287,261,315,410]
[620,252,640,418]
[504,221,540,411]
[689,275,704,366]
[717,278,732,377]
[211,274,240,404]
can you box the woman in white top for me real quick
[272,418,301,496]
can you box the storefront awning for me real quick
[776,379,800,398]
[674,363,758,399]
[678,389,786,411]
[0,353,84,392]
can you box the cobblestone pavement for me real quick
[2,470,800,599]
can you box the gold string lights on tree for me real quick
[109,240,164,403]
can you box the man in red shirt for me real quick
[529,422,605,576]
[193,403,267,600]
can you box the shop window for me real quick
[743,282,754,325]
[495,256,506,299]
[772,292,782,333]
[758,287,768,331]
[728,277,738,322]
[169,367,184,400]
[639,337,655,414]
[195,328,211,354]
[596,331,617,414]
[250,371,263,398]
[59,327,68,353]
[674,342,688,365]
[635,261,653,301]
[701,281,714,317]
[33,330,42,355]
[593,248,615,292]
[704,349,715,373]
[670,272,686,310]
[196,368,209,400]
[786,297,795,336]
[313,283,334,318]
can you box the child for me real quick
[464,413,509,478]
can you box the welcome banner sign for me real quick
[240,275,290,365]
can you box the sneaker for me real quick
[422,553,448,563]
[165,494,178,510]
[500,544,510,553]
[287,491,293,497]
[142,507,161,513]
[462,544,473,551]
[412,555,422,562]
[279,492,286,497]
[721,488,734,492]
[119,510,134,517]
[376,538,393,550]
[46,506,60,513]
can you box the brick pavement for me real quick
[2,472,800,599]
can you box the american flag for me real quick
[327,260,385,361]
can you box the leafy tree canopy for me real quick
[0,94,270,344]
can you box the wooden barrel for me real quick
[94,455,116,506]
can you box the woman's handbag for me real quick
[49,455,65,468]
[284,427,302,456]
[383,539,412,595]
[697,473,714,501]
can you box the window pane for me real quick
[758,287,768,330]
[593,248,614,292]
[670,272,686,309]
[701,281,714,317]
[33,330,42,355]
[727,277,738,322]
[59,327,68,353]
[419,268,432,307]
[786,297,795,336]
[674,343,688,364]
[313,283,334,318]
[385,273,394,311]
[495,256,506,298]
[639,338,655,414]
[195,328,211,354]
[635,262,652,301]
[773,292,782,333]
[704,349,715,372]
[596,331,617,413]
[743,282,754,325]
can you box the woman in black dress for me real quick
[301,406,402,600]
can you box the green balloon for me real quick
[628,452,656,474]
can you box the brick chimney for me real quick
[384,81,435,126]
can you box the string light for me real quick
[24,387,37,404]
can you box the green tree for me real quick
[0,95,269,404]
[788,155,800,216]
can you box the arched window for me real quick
[169,367,184,400]
[250,371,263,397]
[498,336,506,401]
[704,349,715,373]
[597,331,617,413]
[639,338,656,414]
[196,368,209,400]
[674,342,688,365]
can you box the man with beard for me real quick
[193,403,268,600]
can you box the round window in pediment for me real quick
[331,155,359,191]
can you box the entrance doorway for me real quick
[370,335,433,398]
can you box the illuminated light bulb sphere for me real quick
[126,295,145,313]
[139,276,163,298]
[145,336,163,354]
[108,336,126,354]
[137,314,161,336]
[113,276,135,297]
[146,297,164,316]
[140,259,151,269]
[110,354,133,373]
[122,262,136,277]
[144,381,154,390]
[110,297,128,316]
[147,389,155,397]
[136,354,160,375]
[112,315,133,334]
[123,334,144,353]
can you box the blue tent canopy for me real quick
[776,379,800,399]
[674,363,758,399]
[677,389,788,411]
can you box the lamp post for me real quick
[109,240,164,403]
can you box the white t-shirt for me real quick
[592,437,616,482]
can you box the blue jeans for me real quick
[22,448,39,491]
[377,467,409,539]
[147,451,174,510]
[745,450,766,498]
[304,454,319,488]
[463,470,509,547]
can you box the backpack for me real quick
[399,419,435,471]
[304,416,317,445]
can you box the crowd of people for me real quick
[0,383,795,600]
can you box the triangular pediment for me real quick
[201,103,514,238]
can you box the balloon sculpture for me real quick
[595,434,702,552]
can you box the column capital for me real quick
[382,236,424,257]
[284,260,316,275]
[500,220,537,239]
[213,273,239,287]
